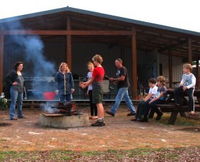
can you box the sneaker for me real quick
[18,116,25,119]
[106,111,115,117]
[91,121,106,127]
[127,112,136,116]
[10,117,18,120]
[156,112,163,121]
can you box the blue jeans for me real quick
[111,87,136,114]
[9,87,23,119]
[59,94,72,103]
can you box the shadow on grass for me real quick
[150,113,200,126]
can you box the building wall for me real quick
[159,54,183,87]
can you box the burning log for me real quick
[42,102,80,116]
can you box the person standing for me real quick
[86,62,98,119]
[80,54,105,127]
[55,62,75,104]
[6,62,24,120]
[106,58,136,116]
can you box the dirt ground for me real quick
[0,105,200,152]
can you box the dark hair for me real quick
[148,78,156,84]
[14,62,23,71]
[116,58,123,63]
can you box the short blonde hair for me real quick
[59,62,70,73]
[157,76,166,86]
[87,61,94,67]
[92,54,103,64]
[183,63,192,72]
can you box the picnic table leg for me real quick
[168,111,178,125]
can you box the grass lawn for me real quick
[0,146,200,161]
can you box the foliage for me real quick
[0,98,8,110]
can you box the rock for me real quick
[39,113,90,128]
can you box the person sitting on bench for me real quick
[148,76,167,120]
[132,78,158,122]
[174,63,196,114]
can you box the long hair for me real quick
[58,62,70,73]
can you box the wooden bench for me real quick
[156,104,200,124]
[154,89,200,124]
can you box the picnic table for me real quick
[155,89,200,124]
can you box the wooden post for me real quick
[168,52,173,88]
[196,57,199,89]
[131,28,138,99]
[188,38,192,63]
[0,34,4,93]
[66,16,72,69]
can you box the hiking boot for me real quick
[91,121,106,127]
[127,112,136,116]
[156,112,163,121]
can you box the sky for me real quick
[0,0,200,32]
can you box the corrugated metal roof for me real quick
[0,6,200,37]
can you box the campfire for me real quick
[42,102,79,117]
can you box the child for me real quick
[174,63,196,114]
[87,62,98,120]
[80,54,105,127]
[148,76,167,120]
[132,78,158,122]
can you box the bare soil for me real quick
[0,105,200,152]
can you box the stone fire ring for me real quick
[39,113,90,128]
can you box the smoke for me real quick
[41,103,59,114]
[1,20,56,99]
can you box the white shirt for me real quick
[180,73,196,89]
[87,72,93,91]
[148,85,158,99]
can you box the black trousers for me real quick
[88,90,98,116]
[148,99,165,118]
[136,100,150,120]
[174,86,195,111]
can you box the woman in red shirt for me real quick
[80,54,105,127]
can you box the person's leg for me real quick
[110,88,126,114]
[123,89,136,114]
[65,94,71,103]
[149,100,163,120]
[91,84,105,126]
[17,92,24,118]
[186,88,195,112]
[141,100,151,122]
[9,87,18,120]
[97,103,104,119]
[88,90,94,116]
[174,87,184,105]
[135,101,145,120]
[59,94,65,104]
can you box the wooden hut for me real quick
[0,7,200,100]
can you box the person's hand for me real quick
[12,82,18,86]
[183,86,188,91]
[55,90,59,94]
[79,82,83,87]
[109,78,115,81]
[71,89,75,93]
